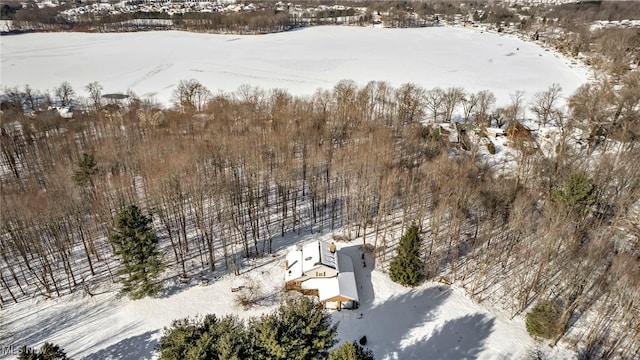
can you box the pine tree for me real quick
[551,172,595,213]
[389,224,423,287]
[109,205,165,299]
[72,153,98,186]
[18,342,70,360]
[251,297,338,360]
[328,341,375,360]
[158,314,249,360]
[525,300,561,339]
[157,318,203,360]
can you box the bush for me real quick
[328,341,375,360]
[487,140,496,154]
[525,300,561,339]
[233,279,262,310]
[551,172,595,212]
[359,336,367,346]
[18,342,70,360]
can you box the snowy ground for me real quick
[1,26,589,107]
[0,230,575,359]
[1,26,588,359]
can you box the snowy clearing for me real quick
[1,26,589,107]
[1,231,574,360]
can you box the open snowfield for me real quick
[1,26,589,107]
[0,231,575,359]
[0,26,588,359]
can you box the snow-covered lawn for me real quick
[1,231,574,359]
[1,26,589,107]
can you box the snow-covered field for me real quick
[1,26,589,359]
[0,231,575,359]
[1,26,589,107]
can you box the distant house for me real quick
[505,121,533,141]
[483,127,505,138]
[284,240,359,310]
[505,121,539,153]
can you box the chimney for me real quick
[330,242,336,254]
[285,260,289,270]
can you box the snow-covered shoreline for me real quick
[1,26,589,108]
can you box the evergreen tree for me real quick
[525,300,561,339]
[251,297,338,360]
[109,205,165,299]
[328,341,375,360]
[158,297,345,360]
[389,224,423,287]
[551,172,595,213]
[157,318,203,360]
[18,342,70,360]
[158,314,249,360]
[72,153,98,186]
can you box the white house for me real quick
[284,240,359,310]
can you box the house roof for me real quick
[299,251,359,303]
[286,241,360,304]
[301,272,359,303]
[284,240,337,282]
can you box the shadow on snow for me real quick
[83,330,158,360]
[397,313,495,360]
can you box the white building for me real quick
[284,240,359,310]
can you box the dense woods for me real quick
[1,70,639,356]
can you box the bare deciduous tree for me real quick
[531,83,562,127]
[172,79,211,113]
[55,81,75,107]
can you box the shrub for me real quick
[359,336,367,346]
[525,300,561,339]
[551,172,595,212]
[487,140,496,154]
[233,279,262,310]
[18,342,70,360]
[328,341,375,360]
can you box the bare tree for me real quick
[394,83,426,126]
[55,81,75,107]
[442,87,465,122]
[476,90,496,127]
[505,90,526,123]
[86,81,103,113]
[531,83,562,127]
[461,91,478,123]
[172,79,211,113]
[424,87,444,123]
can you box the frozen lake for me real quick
[1,26,589,106]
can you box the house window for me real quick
[315,272,326,277]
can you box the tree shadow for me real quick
[333,284,452,358]
[6,296,114,352]
[397,313,495,360]
[83,330,158,360]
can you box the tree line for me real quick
[1,74,639,357]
